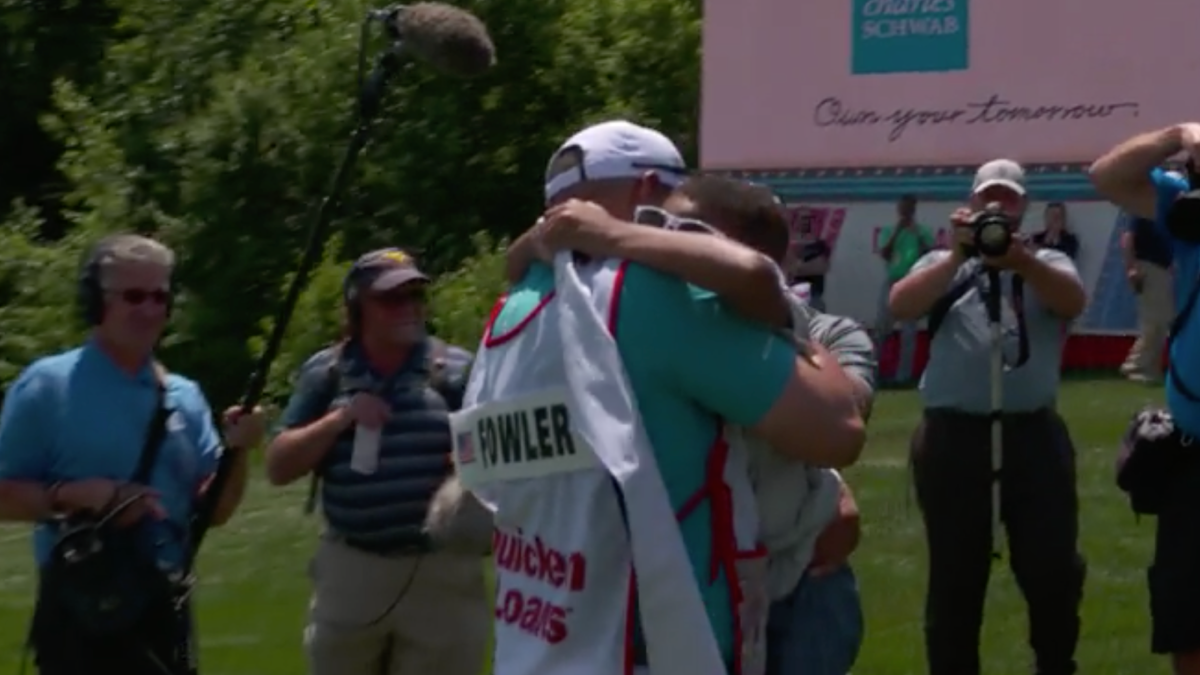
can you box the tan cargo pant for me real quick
[304,535,490,675]
[1123,261,1174,379]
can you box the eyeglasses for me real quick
[369,290,427,308]
[110,288,171,306]
[633,205,722,236]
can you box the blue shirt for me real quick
[0,341,222,567]
[1152,169,1200,436]
[493,262,794,662]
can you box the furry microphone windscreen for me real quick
[396,3,496,77]
[423,476,495,554]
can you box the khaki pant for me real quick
[304,536,490,675]
[1123,261,1174,378]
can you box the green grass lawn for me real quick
[0,379,1171,674]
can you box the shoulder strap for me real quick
[1009,275,1030,369]
[1169,272,1200,343]
[426,337,449,390]
[1167,273,1200,401]
[305,343,345,515]
[927,271,977,340]
[927,269,1031,369]
[132,362,170,484]
[323,341,344,404]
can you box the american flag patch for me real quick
[455,431,475,464]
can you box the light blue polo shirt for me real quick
[1151,168,1200,436]
[0,340,222,567]
[493,261,794,662]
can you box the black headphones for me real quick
[342,268,366,333]
[77,235,175,326]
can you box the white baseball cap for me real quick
[972,159,1026,196]
[544,120,687,203]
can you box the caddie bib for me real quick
[453,255,767,675]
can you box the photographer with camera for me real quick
[1091,123,1200,675]
[0,235,267,675]
[888,159,1087,675]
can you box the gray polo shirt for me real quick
[807,310,876,395]
[753,299,877,599]
[913,249,1077,413]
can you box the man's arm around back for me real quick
[622,266,864,468]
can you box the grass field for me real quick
[0,379,1172,674]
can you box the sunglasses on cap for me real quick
[633,205,722,236]
[109,287,171,306]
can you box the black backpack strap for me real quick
[1168,273,1200,401]
[133,363,171,485]
[304,343,346,515]
[426,337,449,393]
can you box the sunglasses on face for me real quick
[369,290,427,308]
[633,205,722,236]
[110,288,171,306]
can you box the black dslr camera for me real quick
[961,203,1016,258]
[1166,158,1200,243]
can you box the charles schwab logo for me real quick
[851,0,969,75]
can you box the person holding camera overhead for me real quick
[887,159,1087,675]
[0,234,268,675]
[1091,123,1200,675]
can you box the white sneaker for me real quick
[1126,372,1163,385]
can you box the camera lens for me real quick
[979,222,1007,247]
[972,211,1013,258]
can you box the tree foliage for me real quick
[0,0,701,405]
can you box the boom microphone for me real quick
[187,2,495,569]
[371,3,496,77]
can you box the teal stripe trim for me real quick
[710,162,1106,202]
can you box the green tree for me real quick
[0,0,704,403]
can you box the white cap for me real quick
[972,159,1026,195]
[544,120,687,202]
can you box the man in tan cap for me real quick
[265,248,486,675]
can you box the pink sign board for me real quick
[701,0,1200,169]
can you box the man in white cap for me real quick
[463,121,865,675]
[887,159,1087,675]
